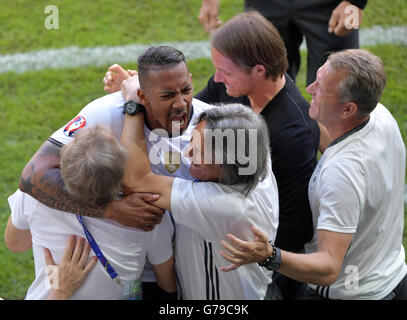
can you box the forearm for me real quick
[19,141,107,218]
[120,114,152,191]
[278,250,339,287]
[278,230,352,286]
[120,114,173,211]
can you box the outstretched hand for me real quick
[103,64,138,93]
[219,225,273,272]
[45,235,97,299]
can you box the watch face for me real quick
[124,100,138,115]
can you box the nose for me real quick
[173,96,187,113]
[213,69,223,83]
[306,81,316,95]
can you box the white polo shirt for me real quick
[307,103,407,299]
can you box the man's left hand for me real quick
[219,225,274,272]
[328,1,363,37]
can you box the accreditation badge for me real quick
[121,279,142,300]
[164,151,181,174]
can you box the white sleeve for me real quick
[49,91,125,145]
[316,163,364,233]
[171,178,245,241]
[8,190,33,230]
[147,212,174,265]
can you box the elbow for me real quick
[4,236,31,253]
[19,160,46,196]
[313,266,341,287]
[6,243,29,253]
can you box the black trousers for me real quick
[245,0,359,85]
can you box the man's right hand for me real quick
[105,193,165,231]
[198,0,222,33]
[103,64,138,93]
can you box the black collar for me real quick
[328,117,370,148]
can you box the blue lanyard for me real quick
[76,215,122,286]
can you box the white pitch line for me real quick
[0,25,406,74]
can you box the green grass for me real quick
[0,0,243,55]
[0,0,406,300]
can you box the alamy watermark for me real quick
[44,5,59,30]
[344,5,360,31]
[148,124,259,176]
[44,265,60,290]
[344,265,359,290]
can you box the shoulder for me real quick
[81,91,125,114]
[192,98,216,113]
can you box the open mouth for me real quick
[170,113,187,130]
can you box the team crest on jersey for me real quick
[310,165,321,191]
[64,116,86,137]
[164,151,181,174]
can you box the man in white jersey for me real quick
[18,46,216,299]
[218,49,407,300]
[6,125,176,299]
[118,77,279,299]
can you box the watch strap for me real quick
[123,100,145,115]
[258,241,281,271]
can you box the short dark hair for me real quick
[211,11,288,81]
[137,46,186,88]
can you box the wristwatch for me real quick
[123,100,145,115]
[258,241,281,271]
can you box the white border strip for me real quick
[0,25,406,74]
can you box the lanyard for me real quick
[76,215,122,286]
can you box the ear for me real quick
[137,88,149,107]
[252,64,266,78]
[340,102,358,119]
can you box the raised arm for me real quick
[120,77,174,211]
[19,141,109,217]
[103,64,139,93]
[19,140,164,230]
[120,113,173,212]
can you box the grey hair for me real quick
[60,125,127,205]
[197,104,270,196]
[327,49,386,117]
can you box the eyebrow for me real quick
[160,84,192,94]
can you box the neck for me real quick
[326,115,370,141]
[248,75,286,113]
